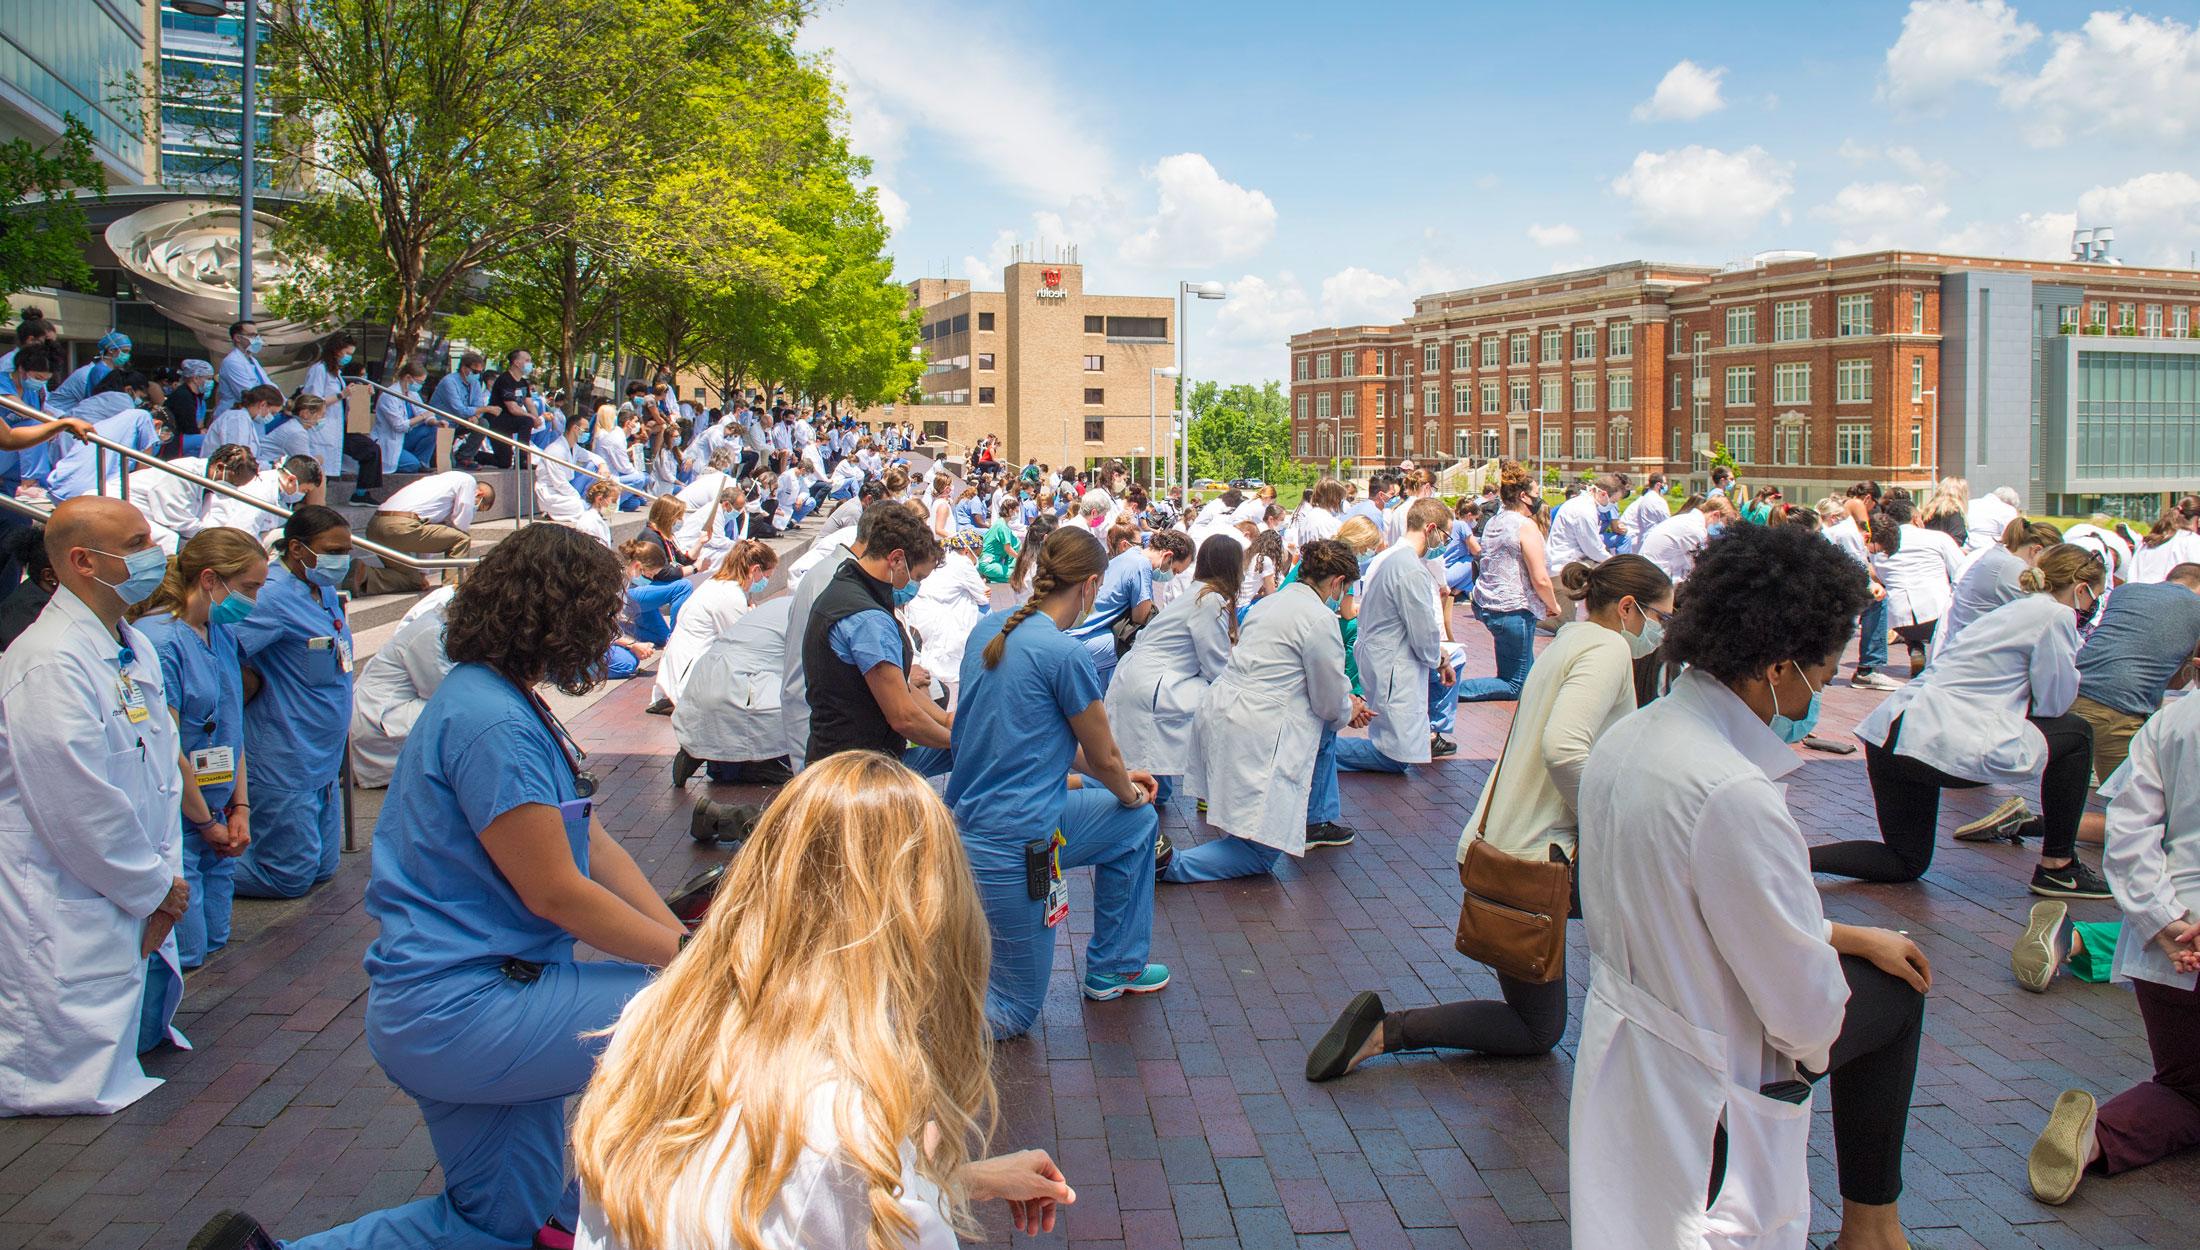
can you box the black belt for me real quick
[500,957,543,983]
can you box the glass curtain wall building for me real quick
[0,0,157,184]
[157,0,276,189]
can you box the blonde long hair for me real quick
[570,753,994,1250]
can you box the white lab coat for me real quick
[781,545,857,767]
[672,598,790,766]
[1620,490,1671,553]
[1856,592,2077,786]
[1932,544,2025,652]
[1356,545,1443,763]
[2099,693,2200,989]
[198,469,287,539]
[2065,523,2134,585]
[1544,491,1607,570]
[654,578,752,706]
[0,589,188,1115]
[1105,584,1234,775]
[1183,583,1353,854]
[1572,669,1848,1249]
[1964,494,2019,551]
[1874,525,1962,628]
[2129,530,2200,585]
[199,407,264,458]
[902,552,988,692]
[533,441,590,524]
[348,598,454,789]
[1639,510,1712,583]
[130,457,209,554]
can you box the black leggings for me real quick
[1810,712,2092,882]
[341,433,383,490]
[1710,954,1924,1206]
[1383,971,1568,1057]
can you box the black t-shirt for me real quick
[489,370,532,418]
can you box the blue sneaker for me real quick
[1082,963,1170,1001]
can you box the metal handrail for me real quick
[0,394,475,573]
[356,379,655,506]
[0,492,49,523]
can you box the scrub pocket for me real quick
[1702,1084,1813,1248]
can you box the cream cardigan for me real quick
[1458,621,1640,862]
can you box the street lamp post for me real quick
[1177,280,1226,496]
[174,0,257,321]
[1150,365,1179,492]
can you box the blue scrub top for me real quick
[1065,549,1153,644]
[138,612,247,812]
[947,611,1103,840]
[363,663,585,992]
[234,566,354,783]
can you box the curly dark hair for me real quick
[445,522,626,696]
[1662,522,1870,684]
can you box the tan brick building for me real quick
[907,259,1177,478]
[1290,251,2200,514]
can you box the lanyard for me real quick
[519,682,596,798]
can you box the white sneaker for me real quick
[1955,796,2033,842]
[2013,900,2067,992]
[1851,670,1901,691]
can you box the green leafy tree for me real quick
[1185,380,1306,486]
[0,116,105,299]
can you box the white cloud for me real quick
[1632,60,1727,122]
[2075,171,2200,266]
[1527,222,1583,248]
[1812,181,1950,252]
[1837,140,1951,183]
[1879,0,2039,108]
[1610,145,1794,241]
[871,185,909,233]
[960,230,1018,288]
[1318,268,1412,327]
[1118,153,1278,268]
[2003,11,2200,145]
[1936,209,2078,261]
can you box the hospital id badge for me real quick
[190,746,236,787]
[337,635,354,674]
[118,675,151,723]
[1043,831,1068,929]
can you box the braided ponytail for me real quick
[982,526,1107,668]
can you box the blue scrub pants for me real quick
[605,645,639,680]
[528,424,559,451]
[137,955,179,1054]
[1081,632,1121,690]
[626,580,692,646]
[289,961,654,1250]
[966,787,1158,1040]
[1445,560,1476,595]
[1159,835,1283,883]
[181,434,205,456]
[1456,608,1538,702]
[901,744,953,779]
[1308,724,1342,825]
[1857,595,1890,672]
[1431,645,1464,736]
[1336,736,1408,774]
[231,780,340,899]
[176,823,235,967]
[611,472,649,510]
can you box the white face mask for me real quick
[1623,601,1665,659]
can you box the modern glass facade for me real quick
[2040,335,2200,516]
[0,0,155,183]
[157,1,276,189]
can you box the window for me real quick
[1297,430,1309,456]
[922,421,948,440]
[1541,328,1562,363]
[1340,392,1357,418]
[1453,385,1471,416]
[977,386,995,404]
[1910,292,1925,334]
[1106,315,1168,340]
[1083,315,1104,333]
[1316,353,1332,379]
[1084,419,1105,442]
[2060,306,2080,333]
[1836,359,1871,403]
[1607,371,1633,411]
[1574,427,1595,460]
[1315,394,1331,420]
[1774,299,1811,342]
[1423,342,1440,372]
[2177,307,2191,335]
[1836,423,1871,466]
[1773,362,1810,405]
[1481,382,1499,414]
[1083,354,1104,371]
[1608,321,1632,358]
[1375,390,1385,418]
[1295,355,1309,380]
[1482,337,1500,368]
[1725,365,1756,406]
[1296,394,1308,419]
[1369,351,1384,375]
[1541,427,1562,462]
[1673,427,1688,463]
[1724,424,1755,465]
[1837,294,1873,337]
[1541,377,1562,414]
[2118,303,2135,330]
[1342,430,1360,459]
[1482,430,1501,458]
[1672,375,1686,410]
[1510,380,1530,412]
[1083,387,1104,405]
[1453,339,1471,370]
[1573,374,1595,412]
[2090,302,2108,329]
[1725,305,1757,346]
[1455,429,1472,458]
[1608,419,1632,461]
[952,313,968,334]
[977,312,994,331]
[1574,326,1595,360]
[2146,305,2163,337]
[977,352,995,370]
[1341,350,1358,377]
[1423,384,1439,416]
[1510,333,1530,365]
[1376,428,1387,457]
[1911,422,1923,467]
[1910,356,1924,401]
[1773,421,1804,466]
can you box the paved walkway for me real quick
[3,618,2196,1250]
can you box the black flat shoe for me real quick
[1306,990,1384,1082]
[1430,734,1457,758]
[690,795,762,846]
[672,746,701,788]
[646,697,674,716]
[190,1211,278,1250]
[1154,829,1175,877]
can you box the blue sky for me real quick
[798,0,2200,385]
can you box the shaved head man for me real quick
[47,496,159,629]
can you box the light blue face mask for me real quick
[246,336,265,354]
[339,351,354,366]
[210,585,256,627]
[302,551,352,588]
[1768,663,1822,744]
[892,581,920,607]
[748,576,768,597]
[92,546,170,605]
[1152,568,1174,583]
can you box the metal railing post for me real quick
[355,380,653,509]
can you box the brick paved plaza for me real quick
[3,623,2197,1250]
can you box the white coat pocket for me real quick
[1702,1083,1814,1249]
[50,896,139,987]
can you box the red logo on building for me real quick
[1042,268,1062,289]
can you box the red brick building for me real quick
[1289,251,2200,508]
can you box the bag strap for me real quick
[1473,711,1518,842]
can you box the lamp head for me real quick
[172,1,231,16]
